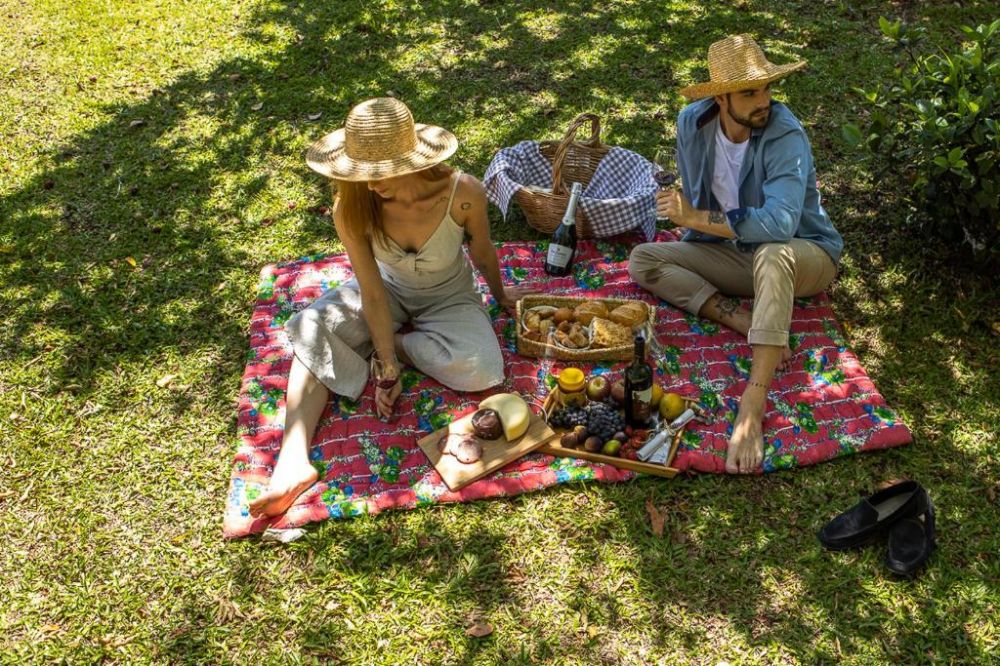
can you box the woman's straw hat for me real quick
[306,97,458,181]
[679,34,806,100]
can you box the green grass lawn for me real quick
[2,0,998,663]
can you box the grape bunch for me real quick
[549,405,588,430]
[586,403,625,441]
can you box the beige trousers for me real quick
[628,239,837,347]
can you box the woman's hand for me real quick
[656,188,695,227]
[375,381,402,420]
[498,284,539,314]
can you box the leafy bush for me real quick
[843,18,999,263]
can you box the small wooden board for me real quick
[417,411,556,492]
[539,389,702,478]
[539,433,681,478]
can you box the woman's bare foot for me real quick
[248,456,319,518]
[726,392,766,474]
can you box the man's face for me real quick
[719,84,773,129]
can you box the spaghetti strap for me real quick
[445,170,462,211]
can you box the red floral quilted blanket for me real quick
[223,232,911,538]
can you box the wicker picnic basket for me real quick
[514,113,611,239]
[515,294,655,362]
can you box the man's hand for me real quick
[498,284,539,314]
[656,188,695,227]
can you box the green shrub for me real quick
[843,18,999,264]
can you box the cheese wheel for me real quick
[478,393,531,441]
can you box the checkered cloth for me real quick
[483,141,659,241]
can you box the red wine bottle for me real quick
[544,182,582,277]
[623,334,653,427]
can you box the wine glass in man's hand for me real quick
[653,147,678,223]
[653,147,678,188]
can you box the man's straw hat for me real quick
[306,97,458,181]
[679,34,806,100]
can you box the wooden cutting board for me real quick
[417,411,556,492]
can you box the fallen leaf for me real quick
[43,179,55,190]
[465,621,493,638]
[124,256,137,268]
[128,119,147,128]
[646,498,665,537]
[9,412,19,421]
[251,101,263,111]
[156,374,177,388]
[41,624,61,633]
[307,112,323,121]
[987,486,996,503]
[876,478,908,490]
[671,530,689,544]
[991,321,1000,336]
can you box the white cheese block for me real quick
[477,393,530,441]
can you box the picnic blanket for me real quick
[223,232,912,538]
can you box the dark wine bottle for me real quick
[544,182,582,276]
[623,334,653,427]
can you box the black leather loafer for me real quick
[818,480,924,551]
[885,487,936,577]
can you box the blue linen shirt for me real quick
[676,98,844,264]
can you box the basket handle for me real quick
[550,113,604,195]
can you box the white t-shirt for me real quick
[712,125,750,213]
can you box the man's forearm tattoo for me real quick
[717,296,740,319]
[708,211,727,225]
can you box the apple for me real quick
[586,375,611,402]
[610,381,626,405]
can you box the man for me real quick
[629,34,843,474]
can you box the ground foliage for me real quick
[1,1,998,664]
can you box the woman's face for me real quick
[367,173,412,199]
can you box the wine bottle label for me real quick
[632,387,652,403]
[546,244,573,267]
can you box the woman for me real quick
[250,98,532,518]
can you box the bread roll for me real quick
[573,300,609,325]
[609,302,647,328]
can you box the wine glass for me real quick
[652,147,678,224]
[370,354,400,423]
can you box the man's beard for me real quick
[728,105,769,129]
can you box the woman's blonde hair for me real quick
[332,164,454,249]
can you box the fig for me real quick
[613,431,626,443]
[583,436,603,452]
[560,432,579,449]
[572,425,588,440]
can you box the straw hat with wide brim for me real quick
[679,34,807,100]
[306,97,458,181]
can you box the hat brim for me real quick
[305,123,458,181]
[679,60,807,100]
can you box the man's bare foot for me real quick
[726,397,765,474]
[778,344,793,372]
[248,457,319,518]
